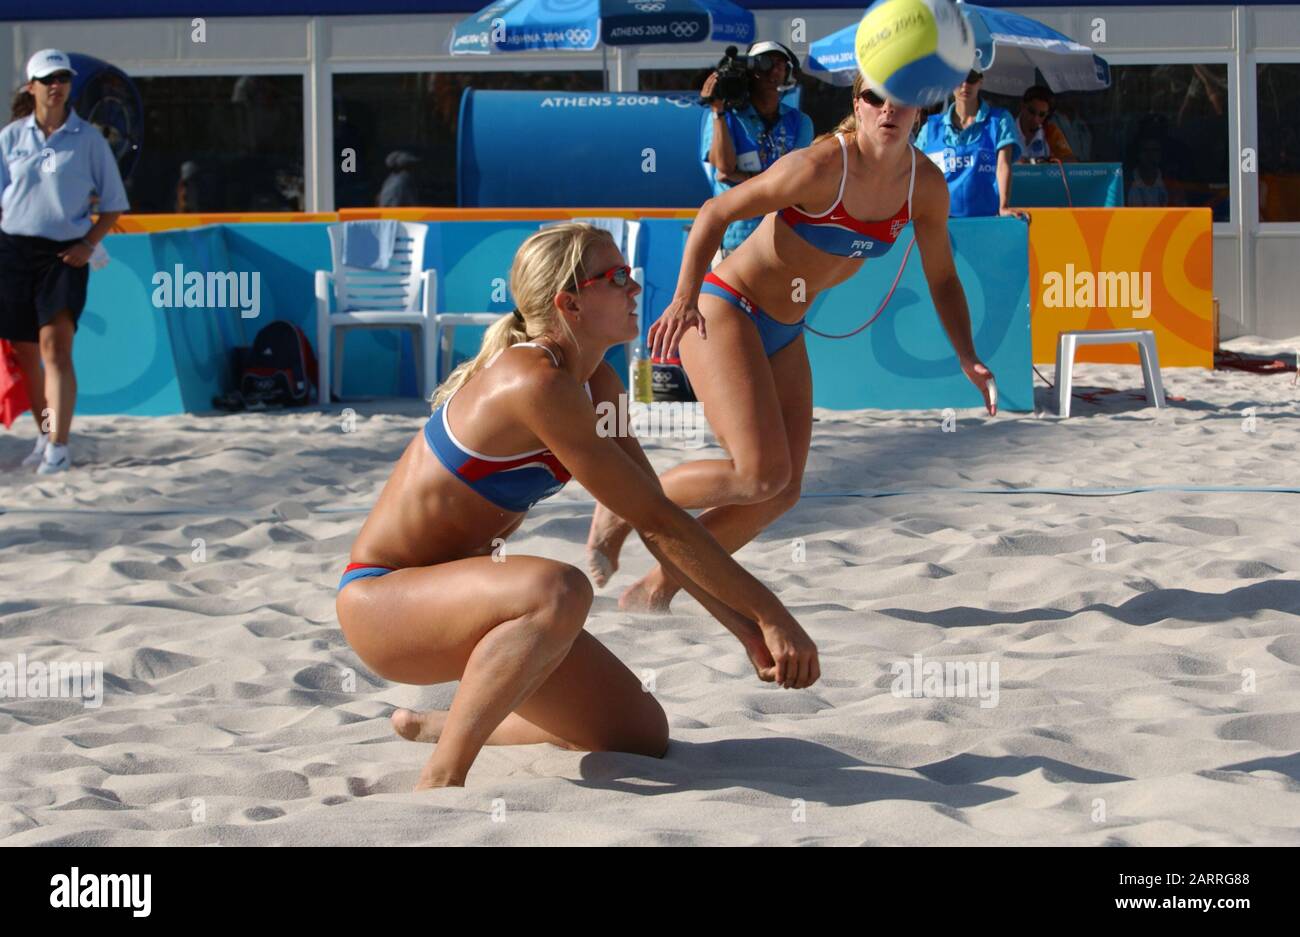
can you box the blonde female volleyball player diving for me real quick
[336,223,819,790]
[587,72,999,611]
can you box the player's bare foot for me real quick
[391,708,446,743]
[413,770,465,791]
[586,503,632,587]
[619,576,675,613]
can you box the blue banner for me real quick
[448,0,751,53]
[1010,162,1123,208]
[77,214,1030,414]
[802,217,1032,411]
[640,217,1032,411]
[458,89,714,208]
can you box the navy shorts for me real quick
[0,231,89,343]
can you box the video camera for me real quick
[701,41,800,111]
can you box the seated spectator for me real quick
[1014,86,1075,163]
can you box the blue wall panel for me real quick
[805,217,1031,411]
[70,216,1030,416]
[73,235,184,415]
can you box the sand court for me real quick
[1,358,1297,845]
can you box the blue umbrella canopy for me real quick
[806,2,1110,94]
[963,3,1110,93]
[450,0,754,54]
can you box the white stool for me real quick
[1054,329,1167,418]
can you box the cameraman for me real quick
[700,42,812,265]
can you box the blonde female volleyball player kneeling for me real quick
[336,223,819,790]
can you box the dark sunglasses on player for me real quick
[35,72,73,85]
[576,264,632,289]
[858,88,886,108]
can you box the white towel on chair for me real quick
[341,220,398,270]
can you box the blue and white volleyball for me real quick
[854,0,976,107]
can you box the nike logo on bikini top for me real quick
[778,132,916,258]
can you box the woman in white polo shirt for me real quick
[0,49,129,474]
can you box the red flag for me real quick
[0,339,32,430]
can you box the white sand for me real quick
[2,350,1298,845]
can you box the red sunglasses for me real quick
[576,264,632,289]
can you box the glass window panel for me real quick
[992,64,1231,220]
[1257,63,1300,223]
[332,70,603,209]
[129,75,305,213]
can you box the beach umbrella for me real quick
[450,0,755,90]
[805,2,1110,95]
[450,0,753,53]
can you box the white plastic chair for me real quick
[1054,328,1167,418]
[426,218,646,390]
[315,221,436,402]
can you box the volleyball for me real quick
[854,0,976,107]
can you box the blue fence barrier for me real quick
[72,215,1031,415]
[802,217,1031,410]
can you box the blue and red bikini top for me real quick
[777,132,916,258]
[424,342,590,513]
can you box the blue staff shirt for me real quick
[0,110,130,241]
[914,100,1021,218]
[701,103,813,250]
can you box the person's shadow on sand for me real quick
[571,737,1028,806]
[879,580,1300,629]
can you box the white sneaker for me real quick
[37,442,71,475]
[20,435,48,468]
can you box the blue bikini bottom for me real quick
[699,271,805,357]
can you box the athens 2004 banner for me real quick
[1027,208,1214,368]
